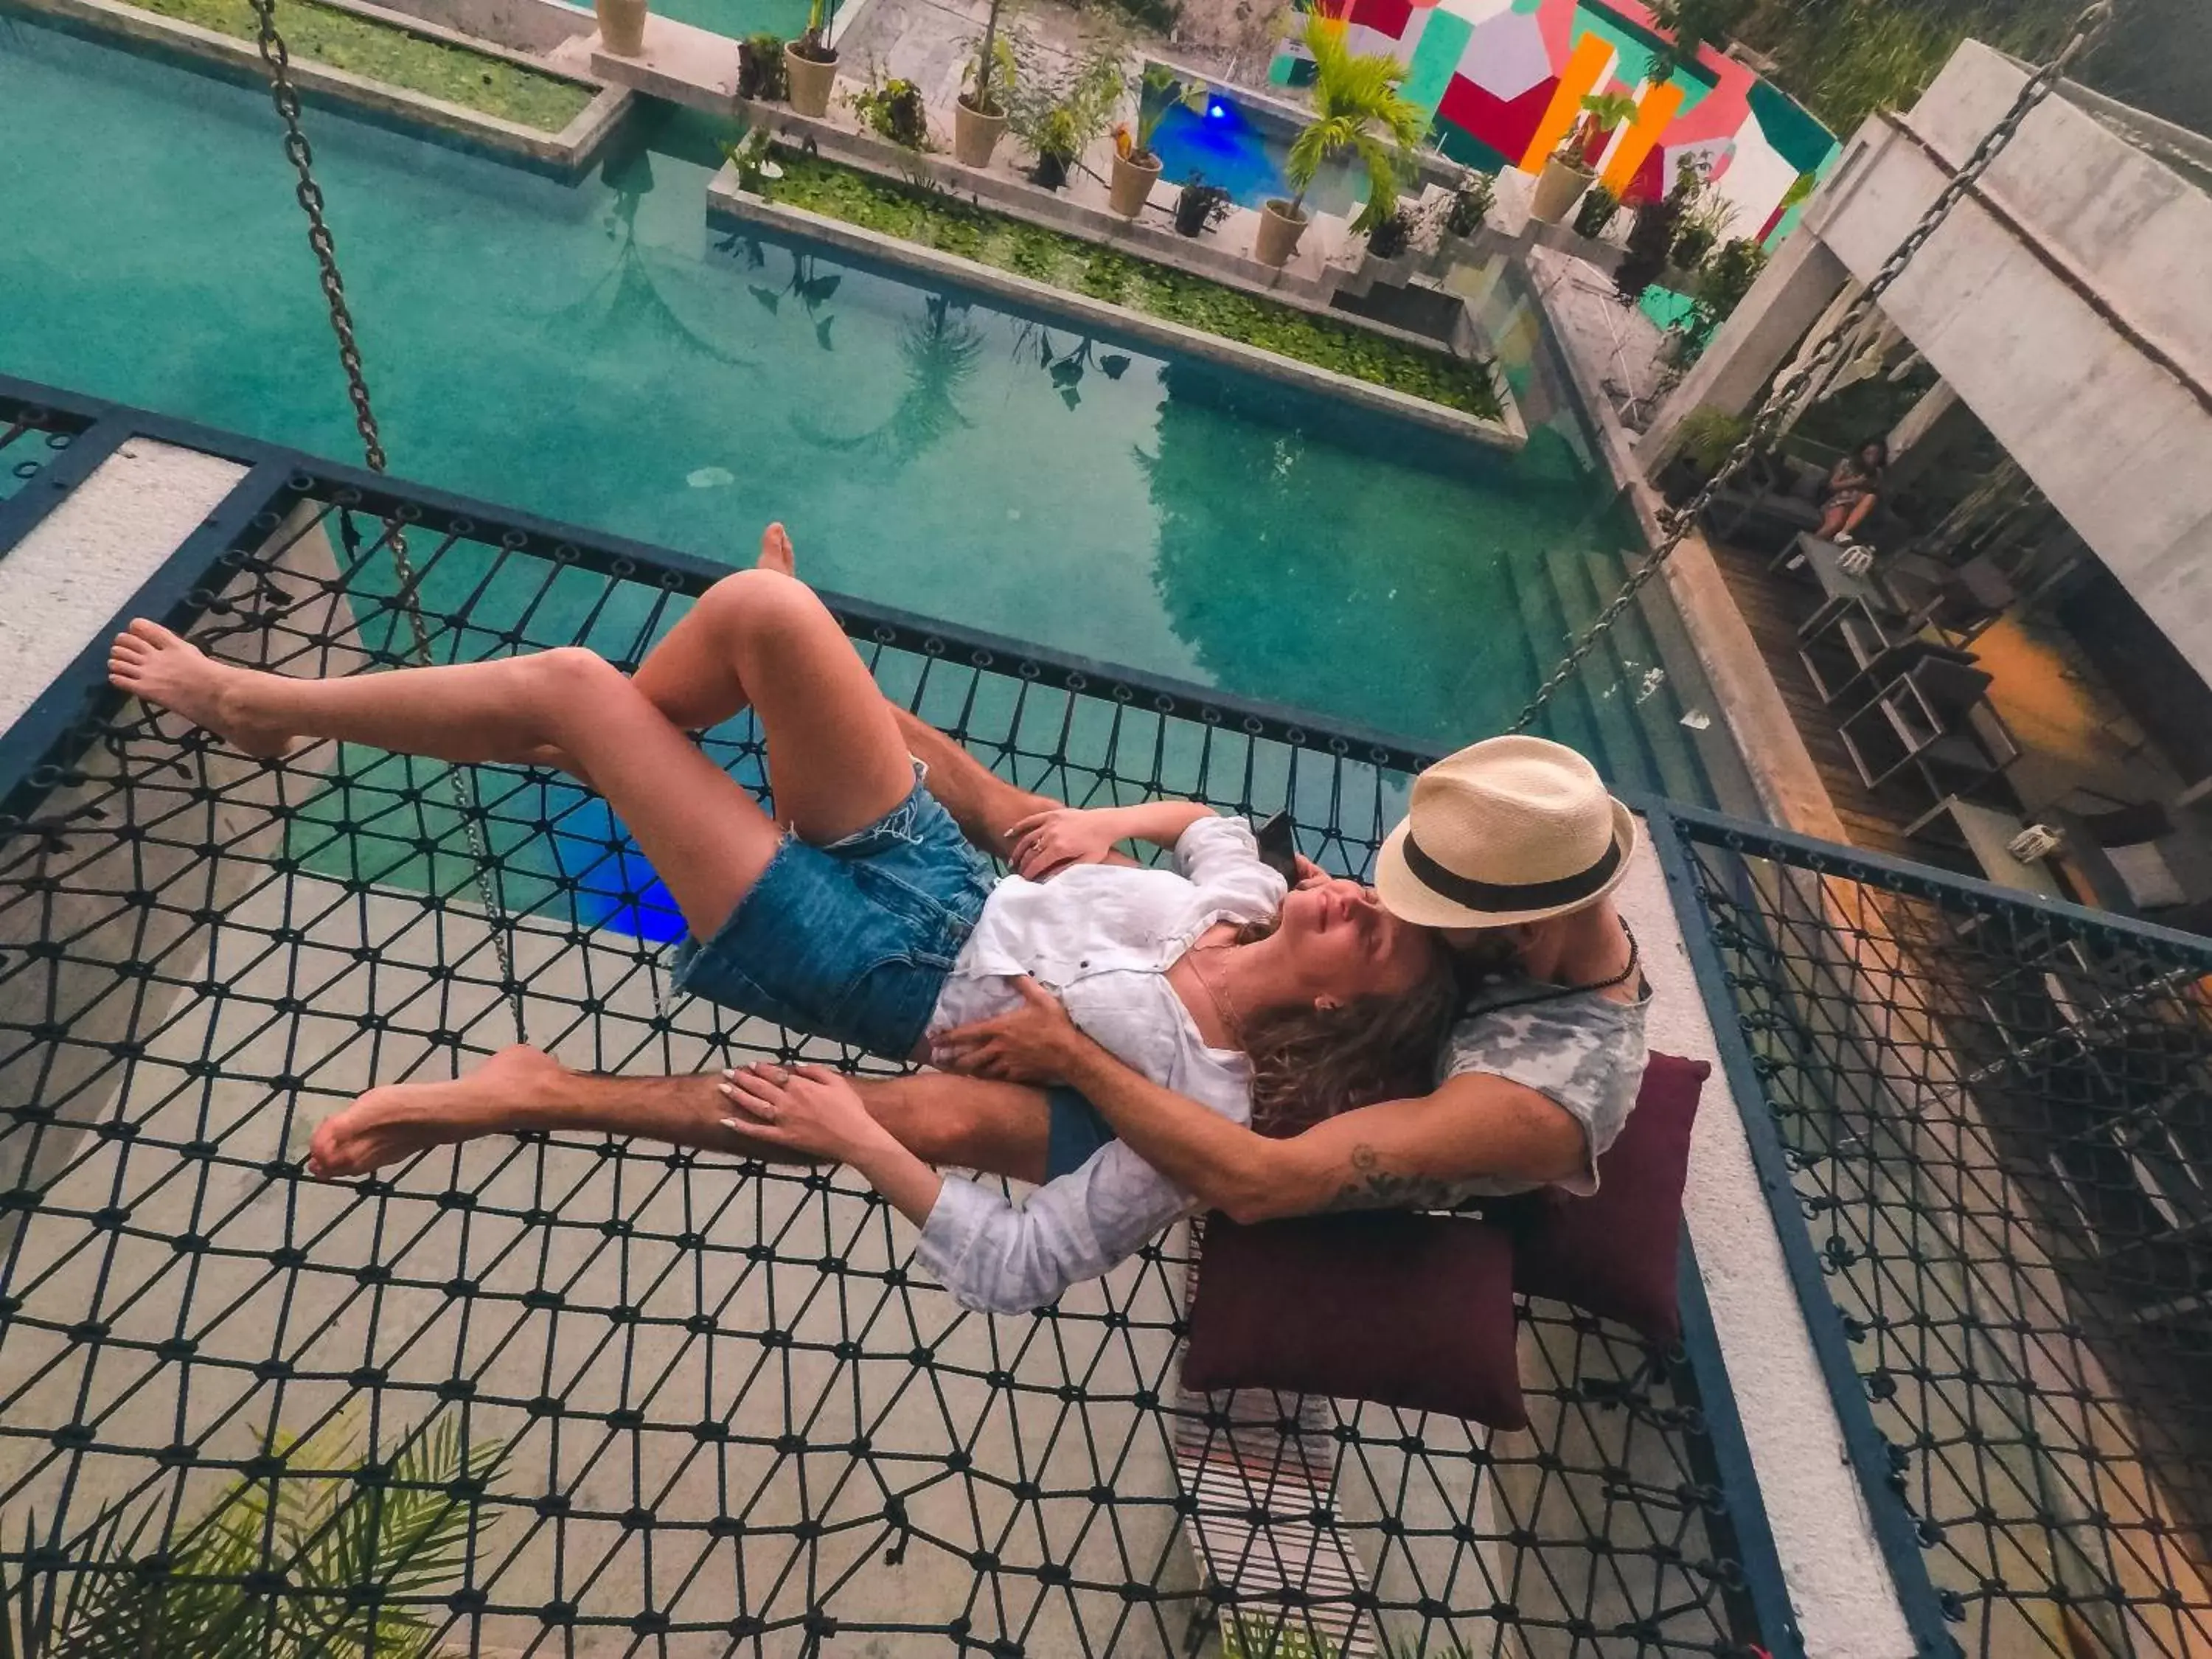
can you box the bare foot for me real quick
[308,1045,566,1178]
[107,619,293,758]
[757,522,796,577]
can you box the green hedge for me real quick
[126,0,597,131]
[760,153,1504,422]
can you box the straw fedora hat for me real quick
[1375,737,1638,929]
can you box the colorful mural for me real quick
[1271,0,1838,244]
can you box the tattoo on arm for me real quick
[1321,1143,1463,1214]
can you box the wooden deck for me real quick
[1702,536,1921,859]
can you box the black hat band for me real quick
[1401,830,1621,913]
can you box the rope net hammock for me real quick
[0,463,1768,1656]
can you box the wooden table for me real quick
[1905,796,2071,901]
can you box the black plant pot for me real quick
[1032,153,1071,190]
[1174,184,1228,237]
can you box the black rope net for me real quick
[1670,819,2212,1658]
[1,471,1767,1658]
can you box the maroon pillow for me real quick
[1511,1051,1709,1344]
[1181,1210,1526,1429]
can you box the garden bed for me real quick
[119,0,594,129]
[757,152,1506,422]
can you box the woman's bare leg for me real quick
[620,529,913,841]
[619,526,1051,856]
[307,1048,1051,1185]
[106,563,911,936]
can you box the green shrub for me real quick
[754,151,1505,420]
[122,0,593,129]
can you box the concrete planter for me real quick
[953,95,1006,167]
[1255,198,1307,268]
[1110,150,1162,219]
[1360,246,1418,290]
[594,0,644,55]
[1427,228,1484,277]
[1528,155,1593,224]
[785,44,838,116]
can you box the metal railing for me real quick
[0,399,94,524]
[0,376,1789,1658]
[1652,804,2212,1658]
[12,372,2211,1658]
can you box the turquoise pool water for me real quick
[1,19,1729,807]
[650,0,807,41]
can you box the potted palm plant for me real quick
[1256,13,1424,270]
[1528,91,1637,223]
[954,0,1017,167]
[1108,65,1207,218]
[785,0,839,116]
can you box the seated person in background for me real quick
[1817,438,1888,542]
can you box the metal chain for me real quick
[244,0,526,1039]
[1512,0,2118,731]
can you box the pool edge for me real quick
[5,0,633,178]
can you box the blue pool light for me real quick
[1208,100,1228,117]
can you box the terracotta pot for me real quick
[785,45,838,116]
[1109,149,1162,218]
[1254,198,1307,268]
[953,95,1007,167]
[1527,155,1594,224]
[596,0,645,55]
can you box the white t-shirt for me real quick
[913,815,1287,1313]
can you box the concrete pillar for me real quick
[1638,230,1852,473]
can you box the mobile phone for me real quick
[1254,811,1301,884]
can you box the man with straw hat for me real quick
[920,734,1649,1220]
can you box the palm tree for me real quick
[2,1416,505,1659]
[1281,11,1427,235]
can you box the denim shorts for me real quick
[1045,1085,1118,1179]
[671,771,993,1058]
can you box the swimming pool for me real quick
[1141,86,1363,215]
[0,20,1737,806]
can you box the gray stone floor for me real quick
[1521,244,1675,434]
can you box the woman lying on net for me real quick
[106,525,1456,1313]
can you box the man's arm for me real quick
[934,982,1585,1222]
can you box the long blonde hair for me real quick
[1225,919,1459,1138]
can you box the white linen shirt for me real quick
[913,815,1287,1313]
